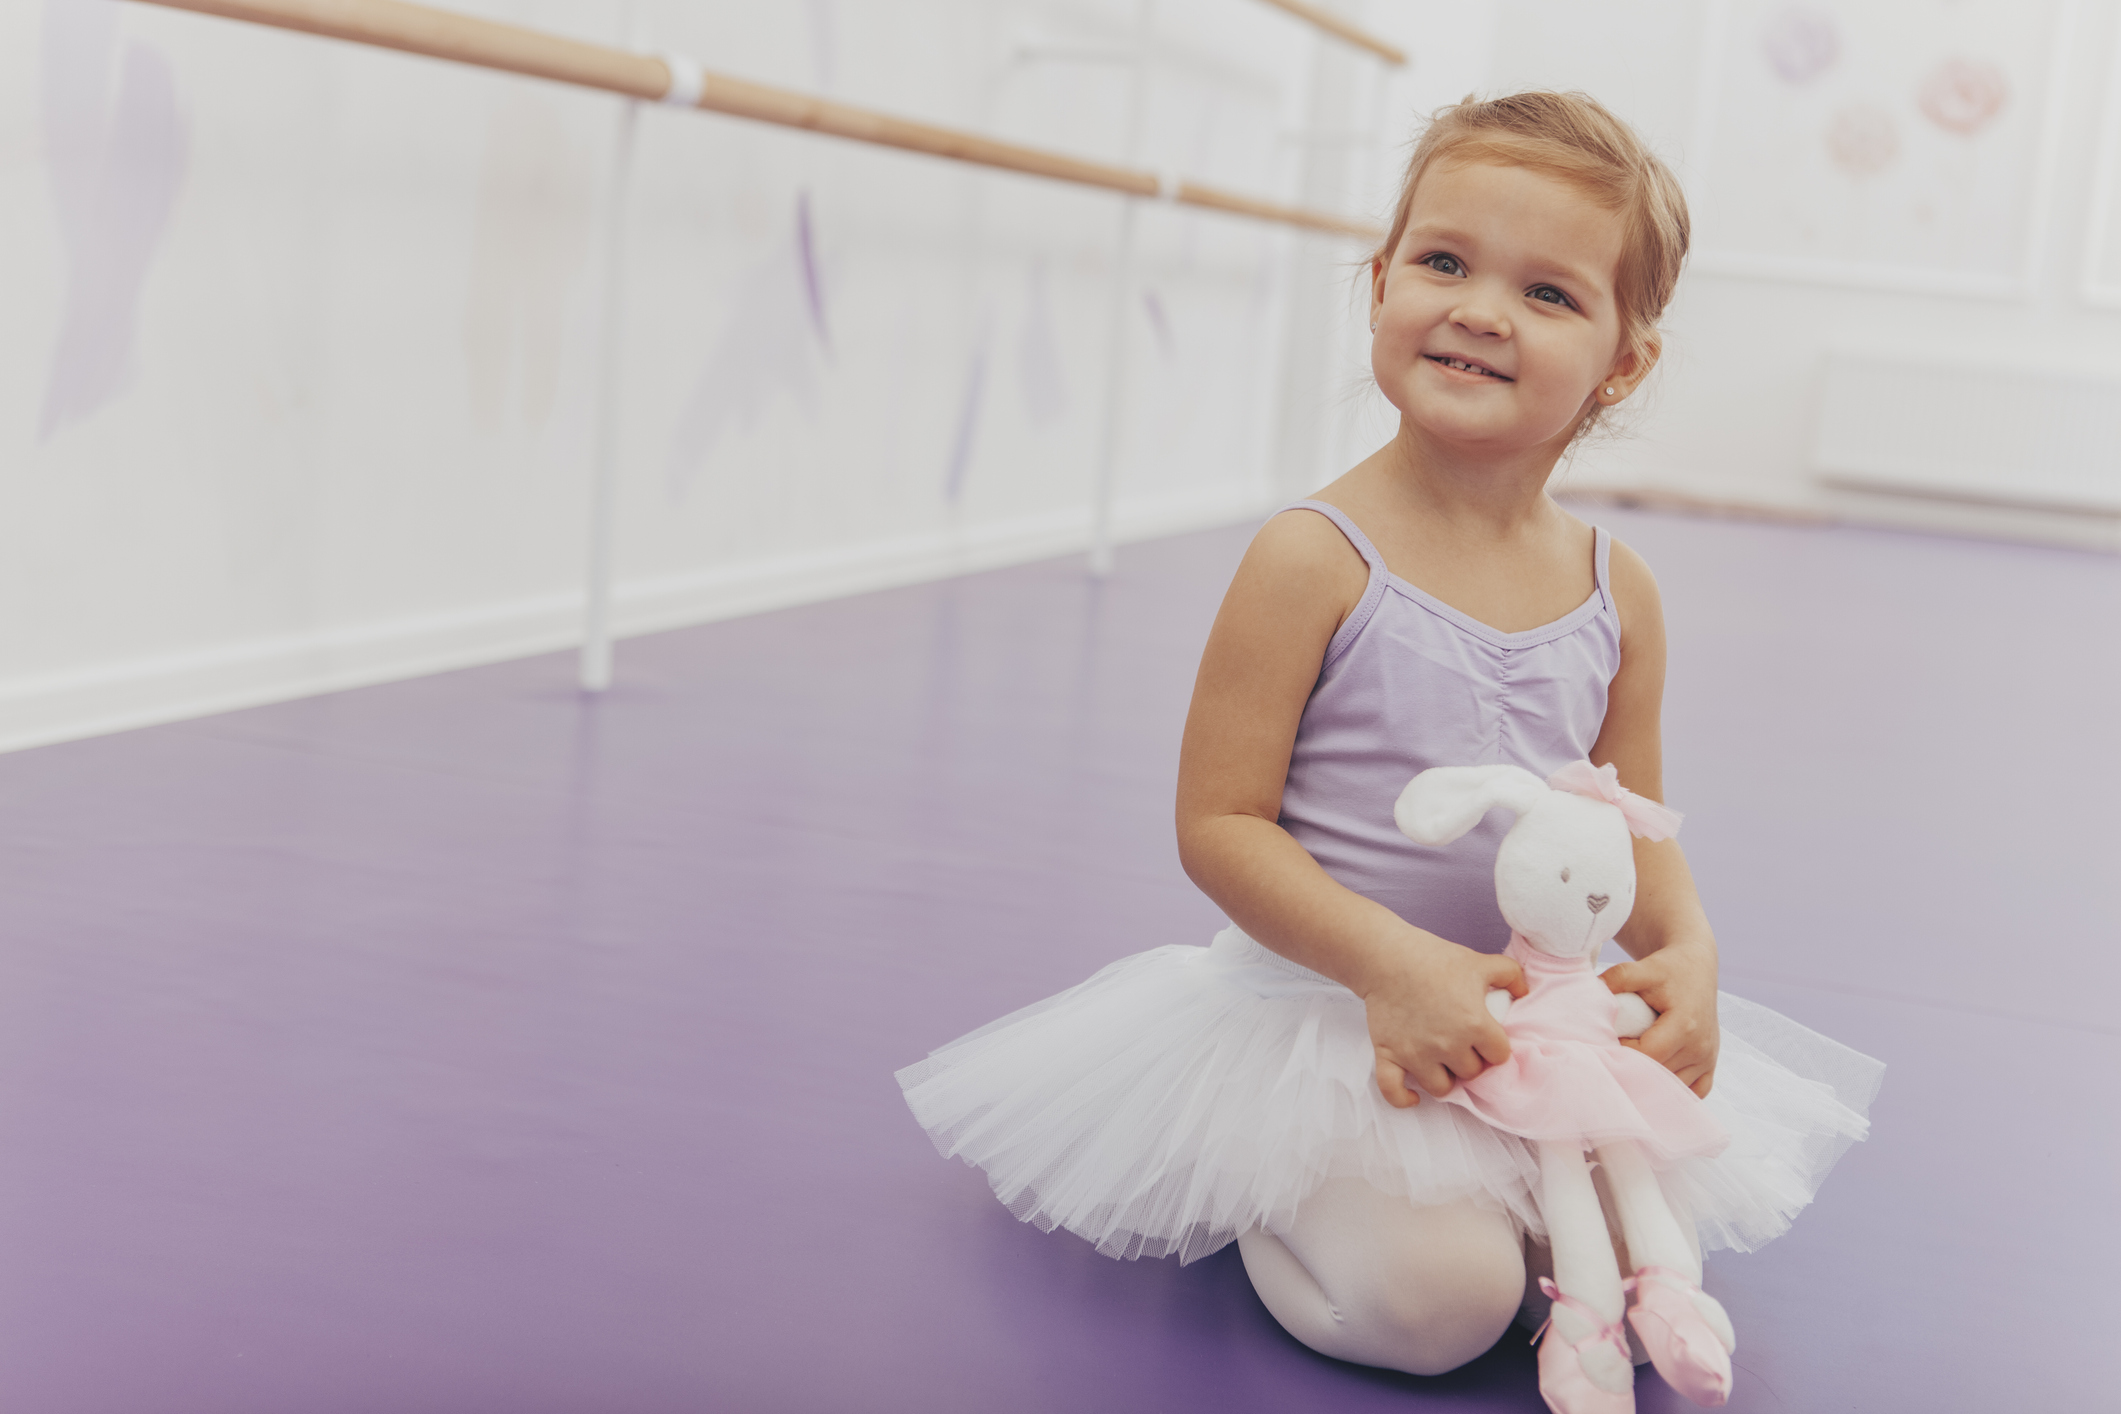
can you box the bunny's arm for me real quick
[1613,991,1657,1038]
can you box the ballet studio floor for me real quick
[0,505,2113,1414]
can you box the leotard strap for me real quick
[1278,500,1389,668]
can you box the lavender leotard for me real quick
[1276,501,1619,955]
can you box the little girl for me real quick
[898,92,1881,1396]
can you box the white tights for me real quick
[1239,1171,1698,1376]
[1235,1178,1526,1376]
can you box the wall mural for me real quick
[38,0,188,439]
[0,0,1365,750]
[1691,0,2078,295]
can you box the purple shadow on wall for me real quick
[1141,289,1175,360]
[1016,260,1068,426]
[38,0,189,440]
[796,189,832,354]
[665,189,833,498]
[943,335,988,502]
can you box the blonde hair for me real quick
[1371,91,1689,434]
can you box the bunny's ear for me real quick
[1394,765,1549,846]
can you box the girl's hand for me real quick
[1601,940,1720,1097]
[1363,934,1527,1108]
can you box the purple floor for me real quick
[0,509,2114,1413]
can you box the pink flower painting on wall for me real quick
[1693,0,2071,294]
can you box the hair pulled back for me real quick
[1373,92,1689,388]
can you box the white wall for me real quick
[25,1,2093,755]
[1,0,1489,752]
[1488,0,2121,551]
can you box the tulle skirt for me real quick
[898,927,1883,1265]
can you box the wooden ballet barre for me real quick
[127,0,1383,241]
[1249,0,1406,66]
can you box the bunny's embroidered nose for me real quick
[1586,893,1610,915]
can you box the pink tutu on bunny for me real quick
[1441,935,1729,1165]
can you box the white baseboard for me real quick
[0,484,1272,756]
[1558,481,2121,555]
[1818,482,2121,554]
[1554,483,1832,527]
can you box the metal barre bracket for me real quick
[657,50,705,107]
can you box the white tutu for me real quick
[898,927,1883,1264]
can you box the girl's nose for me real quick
[1450,291,1510,339]
[1586,893,1610,915]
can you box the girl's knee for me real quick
[1366,1238,1524,1375]
[1244,1204,1525,1377]
[1240,1228,1359,1361]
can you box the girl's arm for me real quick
[1589,541,1721,1096]
[1176,511,1525,1107]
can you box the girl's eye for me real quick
[1560,867,1571,883]
[1421,253,1465,276]
[1529,285,1575,308]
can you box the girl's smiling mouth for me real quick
[1423,353,1513,381]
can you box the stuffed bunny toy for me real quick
[1395,760,1737,1414]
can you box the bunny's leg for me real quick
[1534,1139,1635,1409]
[1596,1139,1734,1407]
[1594,1139,1707,1285]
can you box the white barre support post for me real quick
[1087,0,1157,580]
[579,84,640,690]
[1087,195,1137,579]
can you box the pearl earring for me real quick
[1604,386,1616,397]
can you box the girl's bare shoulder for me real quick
[1603,534,1665,644]
[1233,503,1372,626]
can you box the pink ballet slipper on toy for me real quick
[1532,1278,1635,1414]
[1625,1266,1734,1407]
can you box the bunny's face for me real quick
[1395,761,1672,961]
[1494,793,1637,959]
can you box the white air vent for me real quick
[1814,348,2121,514]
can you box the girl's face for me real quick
[1369,159,1646,459]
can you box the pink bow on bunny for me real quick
[1545,760,1684,842]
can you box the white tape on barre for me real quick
[658,51,706,108]
[1155,168,1184,203]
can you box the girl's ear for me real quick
[1606,332,1662,396]
[1371,257,1388,319]
[1395,765,1549,846]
